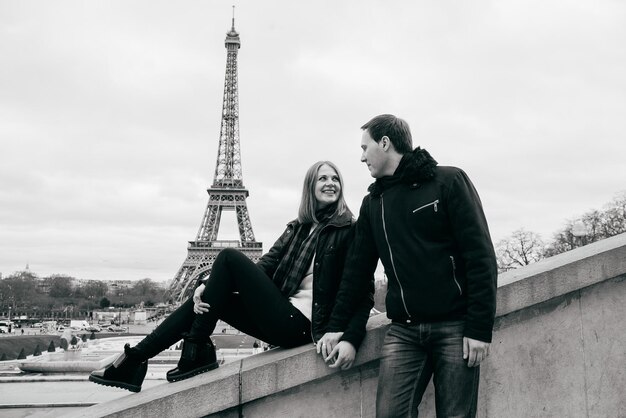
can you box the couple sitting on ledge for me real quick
[91,158,368,389]
[90,114,497,418]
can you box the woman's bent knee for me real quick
[216,247,243,262]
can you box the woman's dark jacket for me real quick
[329,148,497,343]
[256,209,374,350]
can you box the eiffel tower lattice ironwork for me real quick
[168,14,262,303]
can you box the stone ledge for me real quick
[496,232,626,316]
[66,315,390,418]
[67,360,241,417]
[239,312,390,406]
[68,233,626,417]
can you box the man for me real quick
[325,114,497,417]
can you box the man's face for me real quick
[360,130,388,178]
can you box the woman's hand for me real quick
[316,332,356,370]
[316,332,343,359]
[193,284,211,314]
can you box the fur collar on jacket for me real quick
[368,147,438,197]
[287,207,354,229]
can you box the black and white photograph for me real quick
[1,1,624,416]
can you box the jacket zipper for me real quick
[412,199,439,213]
[381,194,412,321]
[450,256,462,295]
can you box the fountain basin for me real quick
[17,351,117,373]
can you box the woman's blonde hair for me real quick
[297,161,348,223]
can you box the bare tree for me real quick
[496,229,545,272]
[601,191,626,237]
[47,275,75,298]
[83,280,109,300]
[547,191,626,256]
[544,221,577,256]
[0,271,38,308]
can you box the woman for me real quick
[90,161,373,392]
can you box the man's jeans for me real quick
[376,320,480,418]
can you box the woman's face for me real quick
[314,164,341,209]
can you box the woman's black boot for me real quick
[166,338,219,382]
[89,343,148,392]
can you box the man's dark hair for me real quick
[361,114,413,154]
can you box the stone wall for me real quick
[68,233,626,418]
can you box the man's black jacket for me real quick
[328,148,497,343]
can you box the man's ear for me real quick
[380,136,391,151]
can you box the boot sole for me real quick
[89,374,142,393]
[166,362,219,383]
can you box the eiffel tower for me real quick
[167,13,262,303]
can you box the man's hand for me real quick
[316,332,343,359]
[317,332,356,370]
[463,337,490,367]
[326,341,356,370]
[193,284,211,314]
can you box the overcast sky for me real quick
[1,0,624,283]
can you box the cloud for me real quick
[1,0,624,282]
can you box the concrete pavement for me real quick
[0,324,260,417]
[0,379,166,417]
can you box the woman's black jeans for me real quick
[134,248,311,359]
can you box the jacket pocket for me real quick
[450,256,462,296]
[412,199,439,213]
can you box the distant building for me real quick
[130,310,147,325]
[153,280,170,290]
[36,278,51,294]
[107,280,133,296]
